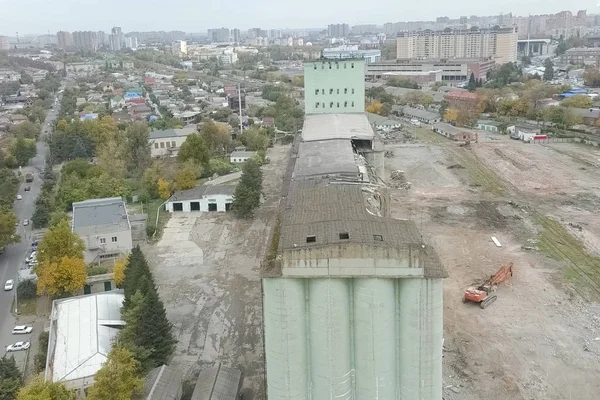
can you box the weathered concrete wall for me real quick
[263,277,444,400]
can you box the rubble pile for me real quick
[390,170,411,190]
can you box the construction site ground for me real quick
[386,129,600,400]
[142,145,289,398]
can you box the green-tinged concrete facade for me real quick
[263,277,443,400]
[304,59,365,115]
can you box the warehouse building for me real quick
[366,57,495,82]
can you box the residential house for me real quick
[76,97,87,107]
[110,95,125,109]
[9,114,28,125]
[230,151,257,163]
[175,110,200,125]
[149,126,197,158]
[130,104,152,120]
[477,120,502,132]
[433,122,474,141]
[166,184,236,213]
[45,291,125,390]
[262,117,275,127]
[507,124,542,137]
[144,77,156,86]
[402,106,440,124]
[79,113,98,121]
[142,365,184,400]
[366,112,403,132]
[81,273,116,295]
[72,197,133,264]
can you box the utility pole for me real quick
[238,84,243,134]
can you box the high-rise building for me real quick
[304,58,365,115]
[327,23,350,38]
[0,36,10,51]
[57,31,73,49]
[73,31,98,51]
[207,28,230,43]
[232,28,241,43]
[96,31,107,46]
[396,26,518,64]
[269,29,282,39]
[125,36,138,49]
[171,40,187,55]
[109,27,124,51]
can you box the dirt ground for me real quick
[143,145,289,398]
[386,130,600,400]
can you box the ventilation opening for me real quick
[373,234,384,241]
[306,235,316,243]
[339,233,349,240]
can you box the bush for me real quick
[17,280,37,300]
[35,331,50,373]
[208,159,233,176]
[87,266,108,276]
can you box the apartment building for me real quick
[0,36,10,51]
[73,31,98,51]
[304,59,365,114]
[396,26,518,65]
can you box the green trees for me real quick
[240,127,269,152]
[125,122,151,177]
[11,138,37,167]
[12,121,41,139]
[543,58,554,81]
[36,219,85,270]
[201,120,231,155]
[87,347,143,400]
[232,158,263,218]
[0,210,19,251]
[583,68,600,86]
[178,133,210,168]
[118,247,176,371]
[16,375,74,400]
[0,355,22,400]
[562,94,593,109]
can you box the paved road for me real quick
[0,93,61,365]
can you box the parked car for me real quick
[4,280,14,291]
[24,186,31,192]
[31,240,38,249]
[12,326,33,335]
[22,219,29,226]
[16,194,22,200]
[6,342,30,352]
[26,251,36,264]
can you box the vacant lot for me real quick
[144,145,290,397]
[387,131,600,400]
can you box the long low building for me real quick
[166,184,236,212]
[433,122,474,141]
[366,57,495,82]
[402,106,441,124]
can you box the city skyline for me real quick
[0,1,598,36]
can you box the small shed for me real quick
[166,184,236,213]
[230,151,257,164]
[477,120,502,132]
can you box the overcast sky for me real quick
[0,1,597,35]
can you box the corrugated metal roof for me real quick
[403,106,440,121]
[47,291,124,385]
[230,151,257,158]
[149,126,197,139]
[191,363,241,400]
[302,113,374,142]
[169,184,236,202]
[143,365,183,400]
[294,140,358,179]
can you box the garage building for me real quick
[166,184,236,213]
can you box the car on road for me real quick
[26,251,36,264]
[6,342,30,352]
[23,219,29,226]
[16,194,22,200]
[24,186,31,191]
[4,280,14,291]
[12,326,33,335]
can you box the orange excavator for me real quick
[463,262,514,309]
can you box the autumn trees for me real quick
[87,348,143,400]
[36,219,87,297]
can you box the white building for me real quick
[166,184,236,212]
[72,197,133,264]
[230,150,257,163]
[322,46,381,63]
[149,126,197,158]
[220,51,238,65]
[45,291,125,390]
[172,40,187,55]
